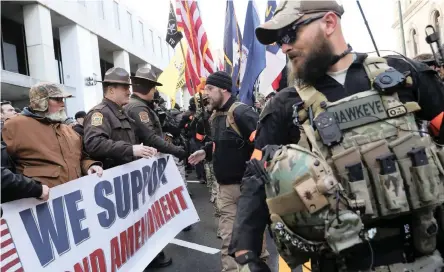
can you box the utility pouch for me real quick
[412,209,438,255]
[361,140,409,216]
[377,153,409,213]
[346,163,374,216]
[437,149,444,172]
[410,164,440,204]
[390,134,424,209]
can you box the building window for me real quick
[53,39,64,84]
[1,18,28,75]
[127,12,133,39]
[432,10,441,38]
[150,29,154,53]
[411,29,418,56]
[158,36,163,56]
[139,21,144,45]
[98,1,105,19]
[113,1,120,29]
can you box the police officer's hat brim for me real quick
[130,76,163,87]
[96,80,132,85]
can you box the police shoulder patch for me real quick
[139,111,150,123]
[91,112,103,126]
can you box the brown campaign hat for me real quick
[97,67,132,85]
[131,67,163,86]
[256,0,344,45]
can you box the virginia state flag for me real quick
[239,0,265,106]
[223,0,242,95]
[258,0,287,97]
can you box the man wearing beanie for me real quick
[189,71,268,272]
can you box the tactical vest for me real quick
[264,56,444,270]
[209,102,244,138]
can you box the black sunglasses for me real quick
[276,14,325,47]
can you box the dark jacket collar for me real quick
[103,97,127,117]
[130,94,155,109]
[218,95,237,112]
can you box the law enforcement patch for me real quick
[91,112,103,126]
[139,111,150,123]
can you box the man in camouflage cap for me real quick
[229,0,444,271]
[2,82,103,188]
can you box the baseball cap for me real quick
[256,0,344,45]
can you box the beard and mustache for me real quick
[288,30,336,88]
[45,109,68,123]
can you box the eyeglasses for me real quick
[49,97,64,102]
[276,14,325,47]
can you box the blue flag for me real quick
[239,0,266,106]
[265,0,280,54]
[223,1,242,95]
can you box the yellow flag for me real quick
[157,41,187,107]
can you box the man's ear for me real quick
[322,12,339,37]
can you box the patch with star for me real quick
[139,111,150,123]
[91,112,103,126]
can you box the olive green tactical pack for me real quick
[209,102,244,138]
[264,56,444,270]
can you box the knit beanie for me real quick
[206,71,233,92]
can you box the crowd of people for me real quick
[2,0,444,272]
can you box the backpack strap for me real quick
[226,102,244,138]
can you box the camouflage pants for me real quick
[173,156,188,190]
[205,162,219,214]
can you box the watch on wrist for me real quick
[235,251,258,265]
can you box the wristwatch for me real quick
[235,251,258,265]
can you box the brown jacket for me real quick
[2,109,99,188]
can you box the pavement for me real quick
[145,173,286,272]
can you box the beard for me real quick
[290,31,336,88]
[45,109,68,122]
[208,90,224,111]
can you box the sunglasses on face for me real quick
[49,97,64,103]
[276,14,325,47]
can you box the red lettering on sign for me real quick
[173,186,188,210]
[148,208,156,235]
[73,257,90,272]
[165,192,179,217]
[134,220,141,251]
[152,200,165,227]
[160,196,171,222]
[90,248,106,272]
[140,215,147,246]
[110,237,122,272]
[120,225,135,264]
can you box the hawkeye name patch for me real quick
[327,95,388,130]
[139,111,150,123]
[91,112,103,126]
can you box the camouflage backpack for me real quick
[263,56,444,269]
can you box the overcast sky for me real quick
[124,0,399,57]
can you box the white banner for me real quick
[1,155,199,272]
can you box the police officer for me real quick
[228,1,444,272]
[83,67,156,170]
[124,67,187,160]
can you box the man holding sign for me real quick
[2,82,103,188]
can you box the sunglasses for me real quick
[276,14,325,47]
[49,97,65,103]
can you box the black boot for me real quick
[145,251,172,269]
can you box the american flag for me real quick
[176,0,215,95]
[1,219,23,272]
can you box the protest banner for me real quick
[1,155,199,272]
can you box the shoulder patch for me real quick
[139,111,150,123]
[91,112,103,126]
